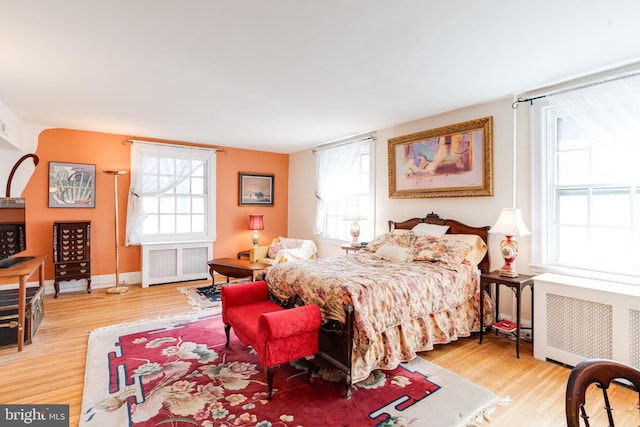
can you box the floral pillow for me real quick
[366,232,416,252]
[267,243,283,259]
[411,235,440,251]
[392,230,417,248]
[440,234,487,266]
[413,235,472,265]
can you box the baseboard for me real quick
[0,271,141,296]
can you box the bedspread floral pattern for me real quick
[265,232,489,383]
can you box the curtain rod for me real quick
[514,69,640,107]
[124,136,227,154]
[312,135,376,154]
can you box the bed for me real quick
[264,212,492,398]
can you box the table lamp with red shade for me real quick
[248,214,264,247]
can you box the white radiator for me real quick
[534,273,640,369]
[141,241,213,288]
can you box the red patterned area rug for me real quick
[80,312,508,427]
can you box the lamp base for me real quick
[498,235,520,278]
[350,221,360,246]
[499,268,519,278]
[107,285,128,295]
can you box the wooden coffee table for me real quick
[207,258,270,284]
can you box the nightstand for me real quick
[479,271,535,358]
[341,244,364,254]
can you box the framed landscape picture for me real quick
[239,173,274,206]
[48,162,96,208]
[388,116,493,198]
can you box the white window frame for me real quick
[531,103,640,286]
[126,142,217,245]
[315,138,375,244]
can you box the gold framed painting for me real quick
[388,116,493,198]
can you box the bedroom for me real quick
[1,2,640,426]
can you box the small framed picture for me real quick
[48,162,96,208]
[239,173,274,206]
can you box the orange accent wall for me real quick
[215,147,289,257]
[20,128,289,282]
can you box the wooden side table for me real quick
[479,271,535,358]
[236,250,250,260]
[341,244,364,254]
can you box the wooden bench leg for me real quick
[266,365,280,400]
[224,324,231,347]
[307,357,314,384]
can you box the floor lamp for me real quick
[103,170,128,294]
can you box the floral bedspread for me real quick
[265,250,489,383]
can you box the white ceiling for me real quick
[1,1,640,154]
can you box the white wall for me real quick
[288,96,533,320]
[0,100,43,198]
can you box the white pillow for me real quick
[278,237,303,249]
[374,243,413,262]
[441,234,488,266]
[412,223,449,238]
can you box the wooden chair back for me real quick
[566,358,640,426]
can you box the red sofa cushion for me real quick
[225,300,283,345]
[256,304,321,366]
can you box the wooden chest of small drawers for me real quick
[0,223,26,260]
[53,221,91,298]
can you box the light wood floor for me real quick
[0,281,633,426]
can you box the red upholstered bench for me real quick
[221,280,321,399]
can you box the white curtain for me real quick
[314,141,362,235]
[545,72,640,146]
[125,142,214,245]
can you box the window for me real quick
[315,137,374,243]
[126,142,216,245]
[532,74,640,285]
